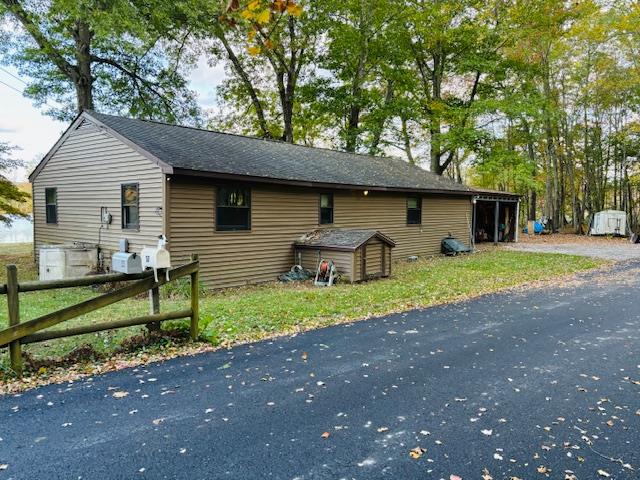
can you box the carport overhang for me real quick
[472,190,522,246]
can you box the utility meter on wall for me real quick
[100,207,112,225]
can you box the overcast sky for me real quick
[0,58,226,182]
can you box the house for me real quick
[29,111,519,288]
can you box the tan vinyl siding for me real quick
[32,120,164,266]
[169,178,472,288]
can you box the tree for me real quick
[0,0,199,122]
[0,142,29,225]
[205,0,314,142]
[398,0,505,175]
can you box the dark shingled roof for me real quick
[294,229,396,251]
[86,111,473,194]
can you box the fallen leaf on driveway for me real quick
[450,475,462,480]
[537,465,551,474]
[377,427,389,433]
[409,447,425,459]
[482,468,493,479]
[152,418,166,425]
[321,431,330,439]
[481,429,493,436]
[112,391,129,399]
[597,470,610,478]
[0,464,7,470]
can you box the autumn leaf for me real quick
[481,429,493,436]
[247,45,261,56]
[482,468,493,480]
[597,470,611,478]
[247,0,260,11]
[112,391,129,399]
[240,9,254,20]
[450,475,462,480]
[287,3,302,17]
[301,351,308,361]
[409,447,425,459]
[256,9,270,24]
[0,464,7,470]
[321,431,330,439]
[376,427,389,433]
[537,465,551,474]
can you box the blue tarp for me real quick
[523,222,544,235]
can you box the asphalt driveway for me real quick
[1,261,639,479]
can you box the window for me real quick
[121,183,139,229]
[216,187,251,231]
[407,197,422,225]
[45,188,57,224]
[319,193,333,225]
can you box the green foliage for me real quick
[0,142,29,225]
[0,0,200,122]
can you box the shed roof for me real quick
[30,111,474,195]
[294,229,396,251]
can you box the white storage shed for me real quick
[589,210,627,236]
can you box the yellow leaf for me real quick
[287,4,302,17]
[256,9,270,24]
[409,447,425,459]
[247,45,261,56]
[247,0,260,11]
[240,9,254,20]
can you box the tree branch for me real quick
[1,0,78,82]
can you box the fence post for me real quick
[147,286,161,332]
[6,265,22,376]
[190,254,199,341]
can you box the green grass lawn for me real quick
[0,242,604,374]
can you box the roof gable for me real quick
[29,112,173,183]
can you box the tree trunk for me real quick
[73,20,94,113]
[368,81,394,155]
[214,26,273,139]
[429,50,444,174]
[400,116,414,165]
[345,8,369,153]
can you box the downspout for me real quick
[494,201,500,246]
[515,200,520,243]
[471,196,478,250]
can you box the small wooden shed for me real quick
[293,229,396,283]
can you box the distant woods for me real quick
[1,0,639,232]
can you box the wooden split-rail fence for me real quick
[0,254,200,376]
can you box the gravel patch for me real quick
[508,241,640,261]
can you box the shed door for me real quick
[365,241,383,277]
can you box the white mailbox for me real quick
[141,235,171,282]
[111,252,143,274]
